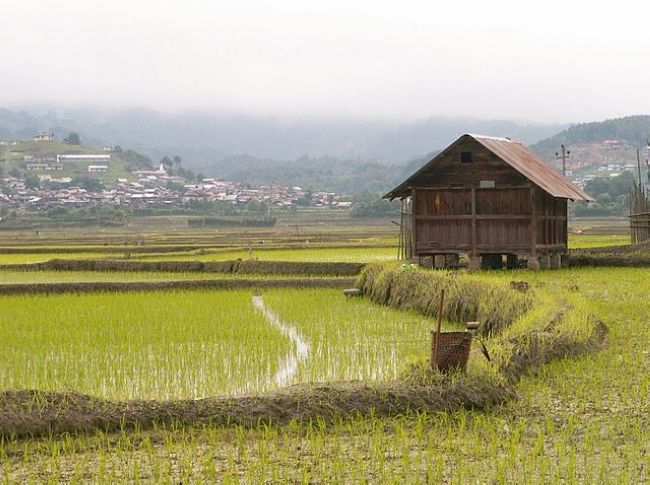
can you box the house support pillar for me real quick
[549,253,562,269]
[527,257,540,270]
[468,256,481,271]
[561,253,570,268]
[538,255,551,270]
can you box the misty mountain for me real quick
[0,109,45,139]
[370,119,564,161]
[0,106,570,193]
[0,107,565,164]
[531,115,650,160]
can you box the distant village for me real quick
[0,133,352,213]
[1,131,646,215]
[568,139,650,189]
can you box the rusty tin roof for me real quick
[384,133,595,201]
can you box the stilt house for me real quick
[384,134,594,269]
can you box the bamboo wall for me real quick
[630,185,650,243]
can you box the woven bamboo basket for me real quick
[431,331,472,373]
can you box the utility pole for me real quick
[637,149,643,191]
[555,145,570,176]
[646,139,650,186]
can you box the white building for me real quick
[57,154,111,163]
[87,165,108,173]
[33,132,54,142]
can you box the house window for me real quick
[460,151,473,163]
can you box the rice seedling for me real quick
[0,287,453,400]
[567,233,630,248]
[262,288,458,383]
[0,270,341,284]
[0,252,109,264]
[0,290,294,399]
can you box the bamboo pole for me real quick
[432,289,445,370]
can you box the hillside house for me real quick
[33,132,54,142]
[384,134,594,269]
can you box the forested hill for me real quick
[532,115,650,160]
[213,150,441,195]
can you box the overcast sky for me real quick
[2,0,649,123]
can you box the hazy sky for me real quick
[2,0,649,122]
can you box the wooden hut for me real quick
[384,134,594,269]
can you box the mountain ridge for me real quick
[0,107,566,166]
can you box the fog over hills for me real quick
[0,106,576,193]
[0,107,565,166]
[5,107,650,194]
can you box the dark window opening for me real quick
[460,151,473,163]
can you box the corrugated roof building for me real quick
[385,134,594,269]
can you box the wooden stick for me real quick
[432,289,445,370]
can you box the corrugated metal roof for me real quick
[384,133,595,201]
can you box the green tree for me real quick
[64,132,81,145]
[122,149,153,170]
[597,192,612,204]
[25,173,40,189]
[160,156,173,171]
[166,181,186,192]
[350,197,396,218]
[71,176,103,192]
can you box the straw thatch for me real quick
[357,263,533,336]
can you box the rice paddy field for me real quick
[0,228,629,266]
[567,233,630,248]
[0,289,453,399]
[0,224,647,482]
[0,270,338,284]
[134,246,398,263]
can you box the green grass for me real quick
[0,270,329,283]
[567,233,630,248]
[135,246,397,263]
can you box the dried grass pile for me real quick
[0,259,365,276]
[358,263,533,336]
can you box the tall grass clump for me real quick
[357,263,533,336]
